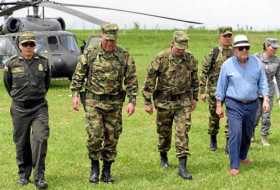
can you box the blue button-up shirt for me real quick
[216,55,269,102]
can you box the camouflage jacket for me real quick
[200,46,232,95]
[142,48,199,109]
[70,44,138,106]
[256,52,280,96]
[3,54,50,102]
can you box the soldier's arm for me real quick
[191,56,199,101]
[70,53,89,97]
[275,61,280,94]
[199,49,213,94]
[45,60,51,91]
[3,63,12,96]
[124,52,138,105]
[142,56,160,105]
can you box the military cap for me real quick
[218,26,233,36]
[101,23,119,40]
[19,32,36,44]
[264,38,279,48]
[173,31,189,49]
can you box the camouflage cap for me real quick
[264,38,279,48]
[101,23,119,40]
[173,31,189,49]
[218,26,233,36]
[19,32,36,44]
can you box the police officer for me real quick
[200,27,233,152]
[3,32,50,189]
[70,23,138,184]
[142,31,199,180]
[255,38,280,146]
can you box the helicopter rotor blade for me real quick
[0,0,42,17]
[40,1,107,26]
[50,1,203,25]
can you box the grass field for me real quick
[1,29,280,190]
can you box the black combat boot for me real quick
[224,137,229,154]
[101,160,114,183]
[89,159,100,184]
[178,156,192,180]
[34,174,48,189]
[210,135,217,151]
[160,152,169,168]
[17,174,29,186]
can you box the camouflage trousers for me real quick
[85,99,122,161]
[255,96,274,136]
[208,94,228,137]
[156,106,191,158]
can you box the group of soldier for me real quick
[3,23,280,188]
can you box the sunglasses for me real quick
[238,46,250,51]
[21,42,36,47]
[222,34,232,38]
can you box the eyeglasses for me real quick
[238,46,250,51]
[21,42,36,47]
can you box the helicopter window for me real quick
[48,36,59,50]
[59,35,79,52]
[35,36,47,54]
[0,37,17,66]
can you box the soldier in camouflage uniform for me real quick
[70,23,138,184]
[200,27,233,152]
[255,38,280,146]
[3,32,50,189]
[142,31,199,180]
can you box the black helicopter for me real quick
[0,0,203,79]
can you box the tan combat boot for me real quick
[261,135,270,146]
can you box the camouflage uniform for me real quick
[142,32,199,158]
[255,38,280,137]
[200,27,233,138]
[70,24,138,162]
[3,32,50,186]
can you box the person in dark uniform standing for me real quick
[4,32,51,189]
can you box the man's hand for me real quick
[144,104,154,115]
[200,94,207,102]
[263,96,270,113]
[127,103,135,116]
[216,101,224,118]
[191,100,197,111]
[72,96,80,111]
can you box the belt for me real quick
[87,92,124,101]
[13,99,45,108]
[227,97,257,104]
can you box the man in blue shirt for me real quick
[215,34,269,176]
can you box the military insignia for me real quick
[11,67,24,73]
[38,64,43,71]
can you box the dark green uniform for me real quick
[3,53,50,182]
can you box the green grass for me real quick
[1,29,280,190]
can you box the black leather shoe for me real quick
[101,161,114,183]
[89,159,100,184]
[34,179,48,189]
[17,177,29,185]
[178,157,192,180]
[160,152,169,168]
[210,135,217,151]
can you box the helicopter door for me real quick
[48,36,59,51]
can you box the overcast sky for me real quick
[2,0,280,30]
